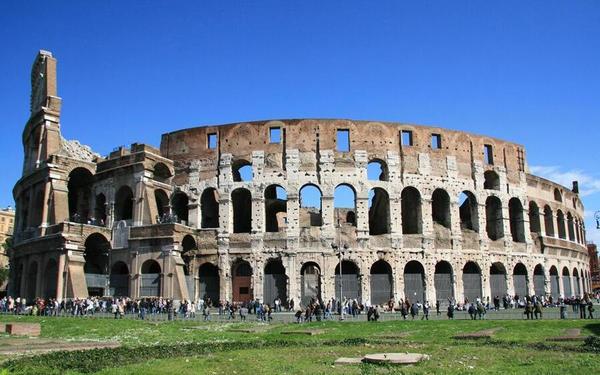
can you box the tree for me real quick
[0,237,12,286]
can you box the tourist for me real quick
[421,301,430,320]
[587,300,594,319]
[447,303,455,319]
[533,300,543,320]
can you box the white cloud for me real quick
[529,165,600,197]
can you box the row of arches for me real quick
[528,202,586,244]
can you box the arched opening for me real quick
[485,196,504,240]
[432,189,451,230]
[140,260,161,297]
[198,263,219,304]
[265,185,287,232]
[232,160,252,182]
[459,191,479,232]
[299,184,322,227]
[528,201,540,233]
[201,188,219,228]
[232,260,253,303]
[171,191,189,225]
[401,187,422,234]
[26,261,38,300]
[489,262,507,299]
[573,268,581,296]
[549,266,560,300]
[562,267,572,297]
[554,188,562,202]
[110,262,129,297]
[43,259,58,298]
[84,233,110,296]
[301,262,321,307]
[544,206,555,237]
[533,264,545,297]
[367,159,388,181]
[232,188,252,233]
[68,168,94,222]
[370,260,393,305]
[369,188,390,235]
[94,193,107,225]
[153,162,172,183]
[509,198,525,243]
[334,184,356,228]
[154,189,169,220]
[264,259,288,305]
[556,210,566,239]
[114,186,134,221]
[567,213,575,241]
[513,263,528,298]
[334,260,360,301]
[181,235,196,276]
[462,262,482,303]
[434,261,454,305]
[483,170,500,190]
[403,261,426,303]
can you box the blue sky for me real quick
[1,1,599,241]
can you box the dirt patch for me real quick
[548,328,583,342]
[454,328,502,340]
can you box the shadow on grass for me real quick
[583,323,600,336]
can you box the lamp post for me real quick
[331,242,348,320]
[595,211,600,230]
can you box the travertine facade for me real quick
[9,51,591,306]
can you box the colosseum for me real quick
[9,51,591,307]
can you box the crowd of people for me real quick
[0,292,597,322]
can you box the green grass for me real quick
[1,315,599,374]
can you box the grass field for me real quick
[0,314,598,374]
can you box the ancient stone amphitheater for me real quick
[10,51,590,307]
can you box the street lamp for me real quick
[331,242,348,320]
[595,211,600,230]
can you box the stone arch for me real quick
[84,233,111,296]
[198,263,219,304]
[114,185,134,221]
[110,261,129,297]
[140,260,161,297]
[370,260,393,305]
[299,184,322,227]
[153,162,172,183]
[334,260,361,301]
[265,185,287,232]
[528,201,540,233]
[562,267,572,297]
[567,212,575,241]
[232,159,252,182]
[462,261,482,303]
[68,167,94,221]
[403,260,426,303]
[459,191,479,232]
[369,187,390,235]
[509,198,525,243]
[489,262,507,299]
[200,188,219,228]
[572,267,581,296]
[263,258,288,306]
[549,266,560,300]
[334,184,357,228]
[533,264,545,297]
[512,263,528,298]
[367,159,388,181]
[231,260,253,303]
[154,189,169,219]
[485,196,504,240]
[554,188,562,202]
[232,188,252,233]
[483,170,500,190]
[43,258,58,298]
[301,262,321,306]
[432,188,451,229]
[171,191,189,224]
[401,187,422,234]
[434,261,454,305]
[544,205,555,237]
[181,235,197,276]
[556,210,566,239]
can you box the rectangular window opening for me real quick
[431,134,442,149]
[269,127,281,144]
[207,133,217,149]
[484,144,494,165]
[401,130,413,146]
[336,129,350,152]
